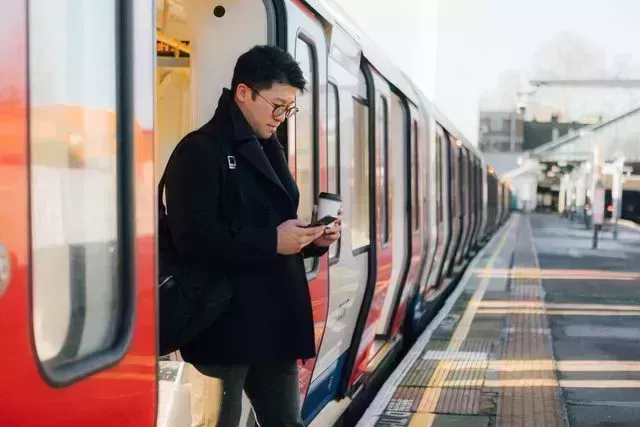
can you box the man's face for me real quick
[235,83,297,139]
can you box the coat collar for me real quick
[202,89,298,210]
[262,137,299,208]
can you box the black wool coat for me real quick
[164,89,327,365]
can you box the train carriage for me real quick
[0,0,510,425]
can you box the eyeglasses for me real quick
[247,84,299,119]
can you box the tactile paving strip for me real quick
[401,358,440,387]
[495,219,566,427]
[376,216,567,426]
[388,386,426,412]
[394,340,496,416]
[431,387,482,415]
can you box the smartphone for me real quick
[305,215,338,228]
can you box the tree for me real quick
[480,69,524,110]
[529,31,608,80]
[611,53,640,79]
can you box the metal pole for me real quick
[612,155,625,240]
[591,139,603,249]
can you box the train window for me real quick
[450,139,459,218]
[352,96,370,251]
[380,96,390,244]
[328,83,340,196]
[470,160,474,213]
[458,150,464,218]
[422,121,429,230]
[457,147,463,217]
[462,150,469,216]
[472,158,476,212]
[467,157,473,212]
[28,0,122,376]
[436,132,443,223]
[449,140,455,217]
[412,120,420,232]
[295,37,317,272]
[327,82,340,260]
[470,158,476,214]
[476,160,480,212]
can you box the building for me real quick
[478,111,596,176]
[502,106,640,215]
[478,111,524,153]
[523,114,590,151]
[478,111,524,175]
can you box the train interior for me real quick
[155,0,269,182]
[155,0,271,424]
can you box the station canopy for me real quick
[530,106,640,164]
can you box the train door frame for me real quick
[478,163,488,243]
[465,152,476,255]
[473,158,484,251]
[400,103,432,333]
[340,62,405,393]
[303,23,378,423]
[0,1,158,425]
[443,132,461,278]
[464,155,476,254]
[392,97,427,341]
[453,147,470,270]
[416,115,439,307]
[376,90,412,340]
[280,0,332,408]
[337,59,377,396]
[459,149,475,263]
[487,171,497,233]
[493,180,503,230]
[428,124,450,290]
[468,156,481,251]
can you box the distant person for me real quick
[164,45,342,426]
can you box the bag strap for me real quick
[158,134,192,217]
[158,131,238,217]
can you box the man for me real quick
[164,45,341,426]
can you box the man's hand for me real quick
[313,209,343,248]
[277,219,325,255]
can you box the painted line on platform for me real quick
[356,216,519,426]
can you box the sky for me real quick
[477,0,640,91]
[330,0,640,145]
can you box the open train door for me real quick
[278,0,332,420]
[0,1,158,426]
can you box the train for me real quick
[0,0,511,426]
[604,188,640,223]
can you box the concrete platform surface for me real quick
[358,213,640,427]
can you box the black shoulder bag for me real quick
[157,133,234,356]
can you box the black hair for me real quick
[231,45,307,97]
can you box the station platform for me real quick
[358,213,640,427]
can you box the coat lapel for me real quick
[262,139,299,209]
[203,89,297,214]
[236,139,291,202]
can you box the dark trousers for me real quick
[192,361,303,427]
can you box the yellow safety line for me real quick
[409,412,437,426]
[419,217,519,426]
